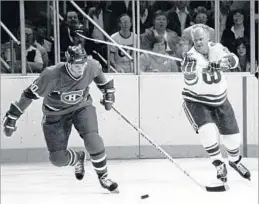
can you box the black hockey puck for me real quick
[141,194,149,199]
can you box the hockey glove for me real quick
[220,54,238,71]
[98,80,115,111]
[3,103,23,137]
[181,52,198,85]
[208,61,221,73]
[181,52,197,74]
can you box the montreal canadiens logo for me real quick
[61,90,84,105]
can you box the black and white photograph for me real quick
[1,0,258,203]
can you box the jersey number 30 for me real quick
[202,68,222,84]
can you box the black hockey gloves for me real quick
[3,103,23,137]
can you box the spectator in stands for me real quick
[191,6,212,26]
[33,32,49,68]
[219,1,233,39]
[166,1,191,36]
[139,36,178,72]
[140,10,179,55]
[110,14,136,73]
[221,9,250,53]
[59,10,80,61]
[87,1,113,72]
[173,37,191,70]
[233,37,251,72]
[34,19,53,65]
[109,1,133,32]
[3,25,43,73]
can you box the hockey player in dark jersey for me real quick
[3,44,118,193]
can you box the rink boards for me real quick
[1,74,258,162]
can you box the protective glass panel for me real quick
[1,1,21,73]
[220,0,251,72]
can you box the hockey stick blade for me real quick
[205,184,229,192]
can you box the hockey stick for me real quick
[112,106,229,192]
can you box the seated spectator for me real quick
[221,9,250,53]
[139,36,178,73]
[166,1,191,36]
[173,37,191,70]
[59,10,81,60]
[87,1,113,72]
[3,26,43,73]
[219,1,233,39]
[110,14,136,73]
[34,20,53,66]
[182,24,215,47]
[191,6,212,26]
[140,10,179,55]
[33,34,48,68]
[232,37,251,72]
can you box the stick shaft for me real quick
[77,33,182,62]
[112,106,205,190]
[0,22,20,45]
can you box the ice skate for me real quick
[75,151,85,180]
[229,156,251,180]
[212,160,228,183]
[99,175,119,193]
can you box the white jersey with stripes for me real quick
[182,42,235,106]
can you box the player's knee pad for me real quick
[49,150,68,167]
[222,133,241,150]
[81,132,105,154]
[198,123,219,147]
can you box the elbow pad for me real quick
[97,79,115,94]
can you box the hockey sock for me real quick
[82,133,108,178]
[199,123,223,162]
[67,148,79,166]
[222,133,241,162]
[90,150,108,178]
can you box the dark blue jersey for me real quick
[25,58,104,115]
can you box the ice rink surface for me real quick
[1,158,258,204]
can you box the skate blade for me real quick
[110,188,119,194]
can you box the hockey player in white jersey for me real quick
[181,25,251,182]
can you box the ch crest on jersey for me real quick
[61,90,84,105]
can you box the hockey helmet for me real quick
[65,45,87,64]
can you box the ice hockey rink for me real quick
[1,158,258,204]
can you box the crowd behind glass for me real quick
[1,0,258,74]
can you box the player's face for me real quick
[192,30,209,54]
[70,61,87,77]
